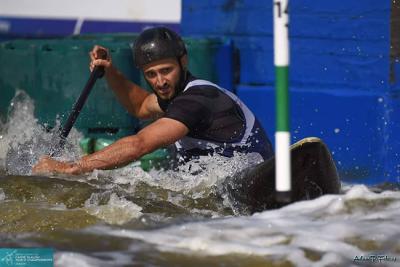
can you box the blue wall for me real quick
[181,0,400,184]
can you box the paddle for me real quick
[51,50,107,155]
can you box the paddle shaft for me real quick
[59,67,104,139]
[56,51,107,151]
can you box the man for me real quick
[33,27,273,175]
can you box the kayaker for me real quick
[33,27,273,174]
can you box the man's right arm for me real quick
[104,65,163,119]
[90,45,163,119]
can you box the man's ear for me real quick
[180,55,188,69]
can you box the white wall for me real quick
[0,0,181,22]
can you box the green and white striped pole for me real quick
[273,0,291,202]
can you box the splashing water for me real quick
[1,90,83,175]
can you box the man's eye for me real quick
[146,72,156,78]
[161,68,172,75]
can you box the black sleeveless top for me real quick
[157,73,273,161]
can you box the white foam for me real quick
[55,251,135,267]
[88,185,400,267]
[84,193,142,225]
[0,188,5,201]
[144,152,263,194]
[82,151,262,207]
[55,252,108,267]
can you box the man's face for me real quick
[143,58,181,100]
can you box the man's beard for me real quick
[152,74,183,100]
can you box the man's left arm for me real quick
[32,118,189,175]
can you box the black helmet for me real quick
[133,27,187,68]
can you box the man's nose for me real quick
[156,73,166,85]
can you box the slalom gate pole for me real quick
[273,0,291,202]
